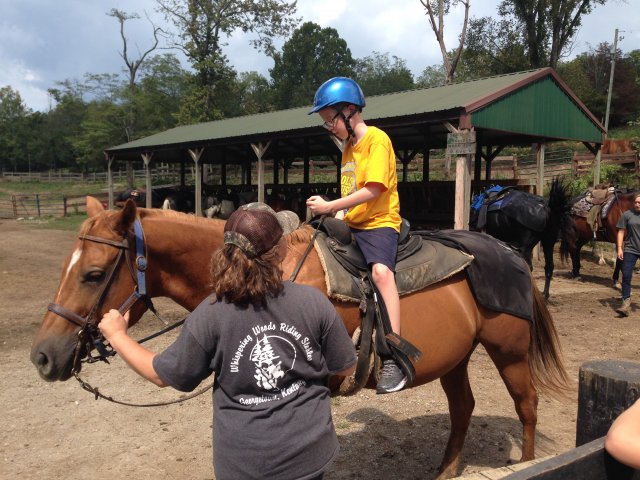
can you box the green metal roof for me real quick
[469,75,603,143]
[106,68,604,159]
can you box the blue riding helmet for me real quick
[308,77,365,114]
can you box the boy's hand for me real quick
[306,195,332,216]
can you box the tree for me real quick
[416,64,448,87]
[419,0,470,83]
[354,52,414,95]
[498,0,607,69]
[0,86,31,171]
[458,16,530,79]
[135,54,190,135]
[270,22,355,109]
[156,0,298,121]
[558,44,640,127]
[233,71,275,115]
[108,8,162,141]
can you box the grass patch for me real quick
[0,179,110,196]
[18,214,87,232]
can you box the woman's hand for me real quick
[99,309,130,342]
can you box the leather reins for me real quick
[48,218,212,407]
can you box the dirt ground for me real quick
[2,218,639,480]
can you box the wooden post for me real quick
[445,124,475,230]
[250,141,271,204]
[188,148,204,216]
[141,153,153,209]
[576,360,640,447]
[454,154,472,230]
[106,154,114,210]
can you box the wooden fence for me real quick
[2,150,637,221]
[0,193,109,219]
[490,151,639,183]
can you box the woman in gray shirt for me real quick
[100,204,356,480]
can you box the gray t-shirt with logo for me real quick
[153,281,356,480]
[617,209,640,255]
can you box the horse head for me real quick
[31,197,148,381]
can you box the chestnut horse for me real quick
[31,197,568,479]
[564,191,637,283]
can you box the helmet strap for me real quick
[338,109,357,140]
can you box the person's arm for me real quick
[307,183,383,216]
[605,398,640,469]
[99,309,168,387]
[617,228,626,260]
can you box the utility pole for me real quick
[594,28,622,186]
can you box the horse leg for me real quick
[436,351,476,479]
[570,240,587,278]
[542,240,555,299]
[483,344,538,462]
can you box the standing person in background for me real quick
[99,204,357,480]
[615,192,640,316]
[305,77,405,394]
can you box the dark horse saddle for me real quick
[312,217,474,392]
[472,186,548,232]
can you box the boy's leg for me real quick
[371,263,400,334]
[371,262,406,393]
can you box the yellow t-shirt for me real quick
[341,126,401,232]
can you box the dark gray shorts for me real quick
[351,227,398,271]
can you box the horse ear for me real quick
[86,196,105,217]
[115,199,138,234]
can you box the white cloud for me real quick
[0,57,50,111]
[1,0,638,112]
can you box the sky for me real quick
[1,0,638,112]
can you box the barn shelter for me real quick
[104,67,605,228]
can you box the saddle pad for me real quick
[417,230,534,322]
[314,233,474,303]
[489,189,548,232]
[570,195,591,218]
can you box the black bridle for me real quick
[47,218,209,407]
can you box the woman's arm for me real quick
[617,228,626,261]
[99,309,168,387]
[605,398,640,469]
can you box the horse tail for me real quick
[528,281,571,397]
[548,177,577,263]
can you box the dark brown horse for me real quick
[564,191,637,282]
[31,197,569,479]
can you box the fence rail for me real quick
[0,193,109,219]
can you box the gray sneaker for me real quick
[376,359,407,394]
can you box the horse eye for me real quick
[84,270,106,283]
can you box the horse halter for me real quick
[47,219,156,369]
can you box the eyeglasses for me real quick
[321,110,342,131]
